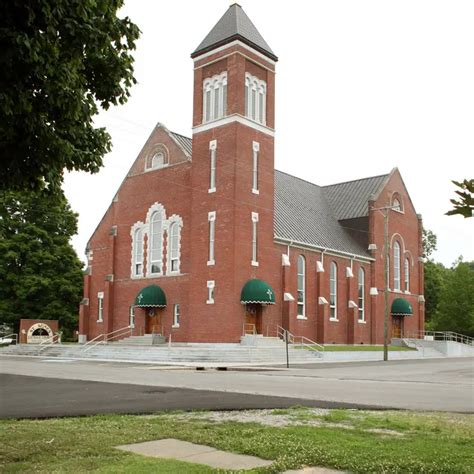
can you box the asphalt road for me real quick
[1,374,375,419]
[1,356,473,415]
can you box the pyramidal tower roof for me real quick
[192,3,277,61]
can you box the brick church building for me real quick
[79,4,425,345]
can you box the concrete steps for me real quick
[0,342,322,364]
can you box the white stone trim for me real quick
[130,221,145,279]
[166,214,183,276]
[284,292,295,301]
[193,39,277,66]
[318,296,328,305]
[146,202,166,277]
[193,113,275,137]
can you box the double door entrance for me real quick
[392,316,403,338]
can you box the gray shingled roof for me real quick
[192,4,277,61]
[170,131,192,157]
[274,171,376,257]
[323,174,388,220]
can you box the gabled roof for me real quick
[323,174,389,220]
[169,131,192,157]
[274,171,372,258]
[192,4,277,61]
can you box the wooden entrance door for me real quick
[392,316,403,338]
[245,304,262,334]
[146,309,162,334]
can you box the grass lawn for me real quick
[1,408,472,473]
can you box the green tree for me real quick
[0,190,84,339]
[422,228,437,260]
[0,0,140,192]
[424,260,448,324]
[446,179,474,218]
[430,259,474,336]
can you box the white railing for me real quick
[0,333,18,345]
[277,325,324,354]
[405,330,473,346]
[83,325,132,352]
[39,334,61,345]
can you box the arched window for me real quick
[404,258,410,292]
[133,228,143,277]
[203,72,227,122]
[391,193,403,212]
[358,268,365,322]
[168,221,180,273]
[393,241,401,291]
[149,212,163,275]
[151,152,167,169]
[297,255,305,317]
[245,73,266,125]
[330,262,338,320]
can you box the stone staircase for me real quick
[0,336,322,365]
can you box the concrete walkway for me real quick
[117,438,272,470]
[116,438,341,472]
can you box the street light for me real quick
[370,204,399,361]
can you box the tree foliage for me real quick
[0,0,140,192]
[0,190,84,338]
[422,228,437,260]
[446,179,474,218]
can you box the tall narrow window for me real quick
[393,241,401,291]
[173,304,180,327]
[404,258,410,292]
[208,211,216,265]
[330,262,338,320]
[252,141,259,193]
[251,212,258,265]
[207,280,215,304]
[358,268,365,322]
[244,73,267,125]
[297,255,305,317]
[133,228,144,277]
[129,305,135,328]
[149,212,163,275]
[169,222,179,273]
[97,292,104,322]
[209,140,217,192]
[203,72,227,122]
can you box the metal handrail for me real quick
[277,325,324,353]
[83,325,132,352]
[39,334,61,346]
[242,323,256,335]
[405,330,473,346]
[0,333,18,345]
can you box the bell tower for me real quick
[188,4,278,342]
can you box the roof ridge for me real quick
[275,169,321,189]
[169,130,192,140]
[322,173,389,188]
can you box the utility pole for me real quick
[371,204,397,362]
[383,208,389,362]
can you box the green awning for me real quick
[134,285,167,307]
[391,298,413,316]
[240,279,276,305]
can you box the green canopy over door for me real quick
[134,285,167,307]
[391,298,413,316]
[240,279,276,304]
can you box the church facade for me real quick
[79,4,425,345]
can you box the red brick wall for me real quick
[80,44,423,346]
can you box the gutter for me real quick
[274,236,375,263]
